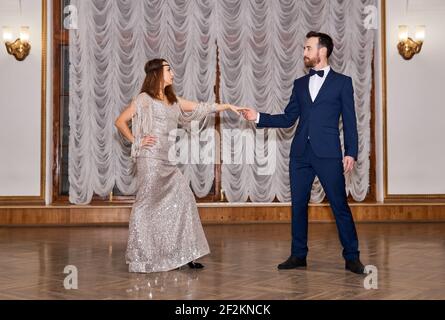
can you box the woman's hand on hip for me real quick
[141,135,157,148]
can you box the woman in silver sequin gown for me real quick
[115,59,244,273]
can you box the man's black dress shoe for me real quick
[188,262,204,269]
[345,259,365,274]
[277,256,307,270]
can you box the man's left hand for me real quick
[343,156,355,174]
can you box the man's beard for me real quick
[304,56,320,68]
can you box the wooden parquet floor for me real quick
[0,223,444,300]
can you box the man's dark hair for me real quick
[306,31,334,58]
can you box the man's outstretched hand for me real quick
[241,108,258,121]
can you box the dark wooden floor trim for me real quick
[0,203,444,226]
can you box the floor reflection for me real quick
[126,269,200,299]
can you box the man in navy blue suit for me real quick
[242,32,365,274]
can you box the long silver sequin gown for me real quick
[126,93,215,273]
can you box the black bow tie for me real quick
[309,69,325,77]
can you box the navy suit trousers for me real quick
[289,139,360,261]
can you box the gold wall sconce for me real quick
[3,26,31,61]
[397,25,425,60]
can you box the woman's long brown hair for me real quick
[140,58,178,105]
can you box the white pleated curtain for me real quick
[217,0,375,203]
[69,0,375,204]
[69,0,217,204]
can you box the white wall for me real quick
[0,0,44,197]
[45,0,53,204]
[386,0,445,195]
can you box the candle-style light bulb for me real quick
[2,26,13,42]
[414,25,426,43]
[19,26,30,43]
[398,25,409,42]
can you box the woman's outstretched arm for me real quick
[177,97,244,114]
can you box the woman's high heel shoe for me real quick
[188,261,204,269]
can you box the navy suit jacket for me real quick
[257,69,358,160]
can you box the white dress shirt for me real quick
[255,65,331,123]
[309,65,331,102]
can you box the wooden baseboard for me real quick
[0,202,444,226]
